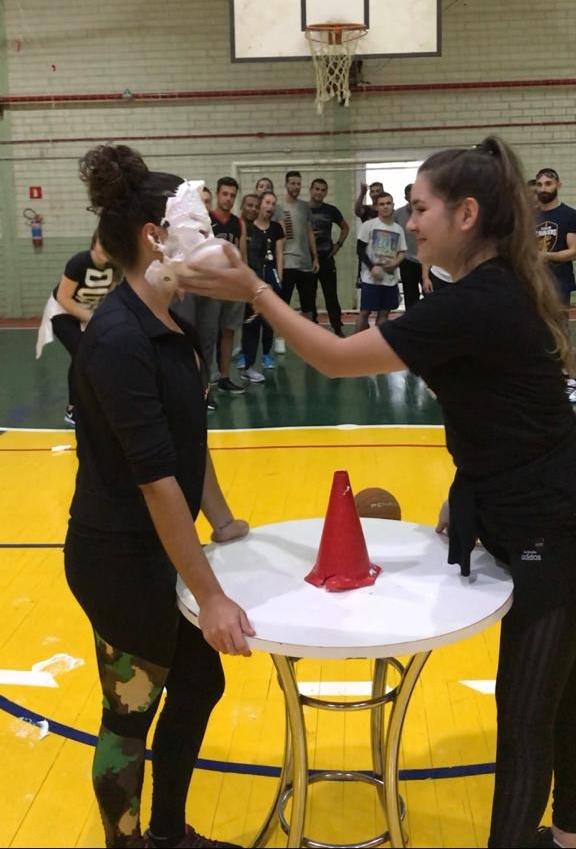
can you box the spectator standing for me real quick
[274,170,319,353]
[356,193,406,332]
[395,183,424,309]
[309,178,350,336]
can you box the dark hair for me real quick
[260,190,277,200]
[285,170,302,182]
[404,183,413,194]
[375,192,394,202]
[536,167,560,181]
[90,230,99,249]
[216,176,239,193]
[241,193,261,206]
[79,144,182,269]
[202,185,212,195]
[255,176,274,192]
[311,178,328,189]
[369,181,384,190]
[419,136,571,369]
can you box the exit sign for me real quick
[29,186,42,199]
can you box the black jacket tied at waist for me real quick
[448,432,576,577]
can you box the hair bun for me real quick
[79,144,149,212]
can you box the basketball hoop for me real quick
[305,22,368,114]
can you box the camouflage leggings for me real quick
[92,618,224,848]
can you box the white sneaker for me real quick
[274,337,286,354]
[241,367,265,383]
[568,388,576,404]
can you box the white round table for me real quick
[177,518,513,848]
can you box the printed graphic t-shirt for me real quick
[275,199,313,271]
[309,202,344,256]
[536,202,576,292]
[53,251,117,308]
[357,220,407,286]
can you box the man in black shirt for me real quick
[535,168,576,306]
[354,180,384,223]
[309,178,350,336]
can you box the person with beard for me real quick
[535,169,576,306]
[535,168,576,402]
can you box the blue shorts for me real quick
[360,283,400,312]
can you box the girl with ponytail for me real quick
[65,144,252,848]
[185,136,576,848]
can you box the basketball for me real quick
[354,487,402,521]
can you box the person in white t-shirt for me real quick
[355,193,407,332]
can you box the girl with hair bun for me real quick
[184,136,576,848]
[66,143,252,849]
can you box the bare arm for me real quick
[354,184,368,218]
[331,218,350,256]
[545,232,576,263]
[55,275,93,323]
[201,451,249,543]
[183,248,407,378]
[140,475,254,655]
[275,236,285,281]
[308,224,319,273]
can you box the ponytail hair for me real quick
[419,136,572,371]
[79,144,182,269]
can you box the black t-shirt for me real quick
[310,202,344,256]
[536,202,576,290]
[379,260,576,479]
[245,220,284,277]
[210,210,242,245]
[53,250,117,306]
[70,281,208,538]
[358,205,378,223]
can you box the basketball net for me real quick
[305,23,367,115]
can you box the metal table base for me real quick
[252,651,431,849]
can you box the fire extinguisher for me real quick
[23,208,44,248]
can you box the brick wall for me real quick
[0,0,574,316]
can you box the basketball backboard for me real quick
[230,0,440,62]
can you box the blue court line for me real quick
[0,694,495,781]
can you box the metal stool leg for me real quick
[252,707,293,847]
[370,658,389,808]
[384,652,431,848]
[272,655,308,848]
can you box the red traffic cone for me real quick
[305,470,381,592]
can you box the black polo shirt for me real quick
[69,281,208,538]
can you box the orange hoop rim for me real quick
[305,22,367,33]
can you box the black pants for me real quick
[399,259,422,309]
[313,255,342,331]
[51,313,83,406]
[65,527,225,846]
[281,269,316,316]
[241,304,273,367]
[479,525,576,846]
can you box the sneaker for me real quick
[565,376,576,389]
[234,353,246,369]
[241,367,265,383]
[262,354,276,369]
[206,392,217,412]
[209,371,222,386]
[144,824,242,848]
[64,405,76,426]
[568,388,576,404]
[334,327,345,337]
[274,337,286,354]
[217,377,245,395]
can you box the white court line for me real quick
[0,670,57,688]
[460,679,496,695]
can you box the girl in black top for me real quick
[67,144,254,849]
[184,137,576,849]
